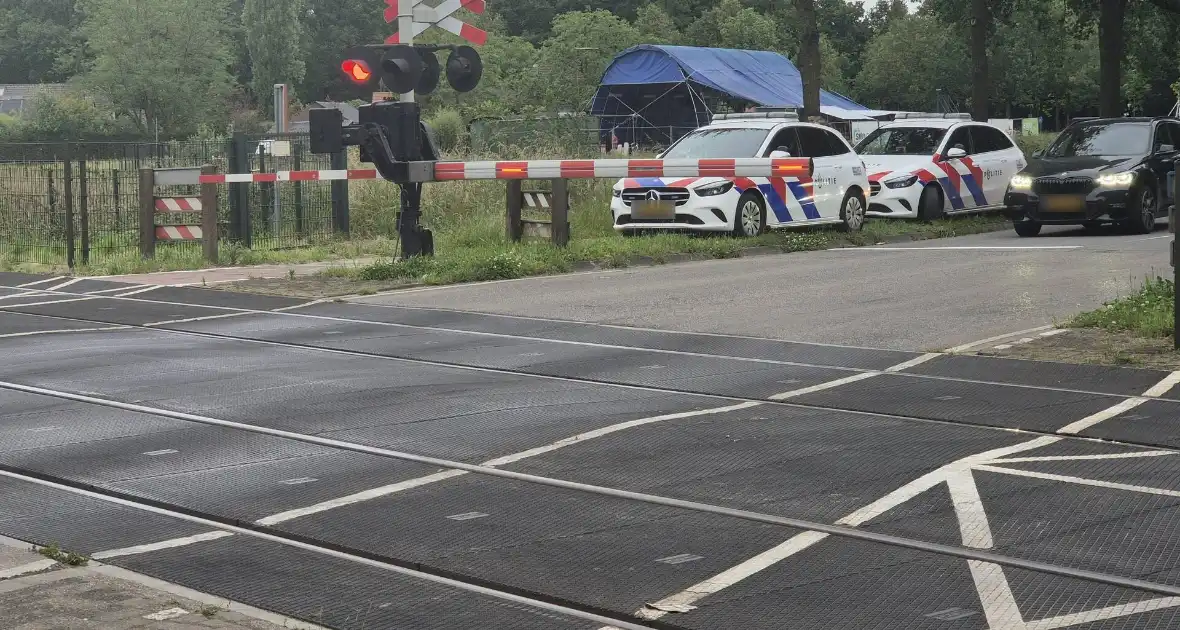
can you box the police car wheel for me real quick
[838,190,866,232]
[733,192,766,238]
[917,184,944,222]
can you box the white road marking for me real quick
[44,278,83,291]
[1057,397,1150,435]
[1040,329,1068,338]
[143,607,189,621]
[976,465,1180,498]
[114,285,162,298]
[1025,597,1180,629]
[142,312,254,327]
[142,449,178,456]
[85,285,149,295]
[256,470,466,526]
[994,344,1013,350]
[91,532,234,559]
[884,352,942,372]
[992,451,1175,463]
[944,326,1055,354]
[0,326,128,339]
[1144,370,1180,398]
[0,558,58,579]
[768,372,877,400]
[1136,234,1173,241]
[0,297,98,308]
[15,277,64,288]
[967,560,1027,629]
[0,292,45,302]
[947,469,1027,628]
[838,245,1083,251]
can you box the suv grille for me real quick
[621,187,691,206]
[1034,176,1095,195]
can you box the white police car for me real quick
[854,114,1027,220]
[610,112,870,237]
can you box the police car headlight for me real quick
[1009,174,1034,190]
[612,189,622,198]
[884,174,918,189]
[694,181,734,197]
[1096,172,1134,187]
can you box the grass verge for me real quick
[1068,276,1175,338]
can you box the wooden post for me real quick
[139,168,155,259]
[200,164,219,264]
[551,178,570,247]
[79,159,90,266]
[63,156,75,269]
[506,179,523,242]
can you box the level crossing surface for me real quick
[1,271,1180,629]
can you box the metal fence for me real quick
[0,135,349,268]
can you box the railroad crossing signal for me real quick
[384,0,487,46]
[339,45,482,96]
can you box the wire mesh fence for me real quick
[0,136,348,268]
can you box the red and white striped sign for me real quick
[155,225,203,241]
[197,158,813,184]
[385,0,487,46]
[154,197,202,213]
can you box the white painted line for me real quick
[446,512,489,521]
[1057,397,1148,435]
[840,245,1083,251]
[966,560,1025,629]
[260,401,760,526]
[768,372,878,400]
[0,326,128,339]
[143,607,189,621]
[976,465,1180,498]
[0,559,58,580]
[1040,329,1068,338]
[85,285,149,295]
[278,477,317,485]
[142,312,254,327]
[993,344,1013,350]
[91,532,234,559]
[992,451,1175,463]
[944,326,1054,354]
[114,285,162,298]
[45,278,83,291]
[142,449,178,456]
[1025,597,1180,629]
[654,554,703,565]
[275,299,332,312]
[884,352,942,372]
[0,297,98,309]
[15,277,64,288]
[1144,370,1180,398]
[1136,234,1173,241]
[0,291,45,302]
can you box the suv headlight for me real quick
[694,181,734,197]
[883,174,918,189]
[1097,172,1134,187]
[1009,174,1033,190]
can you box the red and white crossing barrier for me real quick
[197,158,814,184]
[155,225,203,241]
[154,197,203,213]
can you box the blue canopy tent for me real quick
[589,45,871,149]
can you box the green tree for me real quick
[0,0,86,83]
[634,3,681,44]
[818,35,851,97]
[77,0,236,136]
[924,0,1016,121]
[244,0,307,114]
[532,10,645,110]
[855,14,969,111]
[685,0,783,53]
[300,0,389,102]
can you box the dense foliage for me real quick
[2,0,1179,140]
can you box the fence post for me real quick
[506,180,523,242]
[47,168,57,237]
[201,164,219,264]
[551,178,570,247]
[63,153,75,270]
[293,140,305,236]
[228,132,251,246]
[112,167,121,227]
[330,149,350,236]
[138,168,155,259]
[79,159,90,266]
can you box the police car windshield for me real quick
[854,127,944,156]
[1045,122,1151,157]
[662,127,770,159]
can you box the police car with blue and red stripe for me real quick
[854,114,1026,221]
[610,111,870,237]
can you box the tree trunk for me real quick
[1098,0,1127,117]
[969,0,990,122]
[797,0,821,120]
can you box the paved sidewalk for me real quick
[0,536,324,630]
[92,258,378,288]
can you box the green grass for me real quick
[1069,277,1176,338]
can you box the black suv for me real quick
[1003,117,1180,236]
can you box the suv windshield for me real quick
[1045,122,1151,157]
[661,127,769,159]
[855,127,945,156]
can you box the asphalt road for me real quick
[355,224,1174,351]
[1,273,1180,629]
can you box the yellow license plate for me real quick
[631,200,676,220]
[1041,195,1084,212]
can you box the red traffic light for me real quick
[341,59,373,84]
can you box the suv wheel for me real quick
[1122,185,1157,234]
[1013,221,1042,237]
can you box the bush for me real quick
[1070,277,1175,338]
[1016,133,1057,156]
[427,109,467,153]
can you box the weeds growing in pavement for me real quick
[35,542,89,566]
[1070,276,1176,338]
